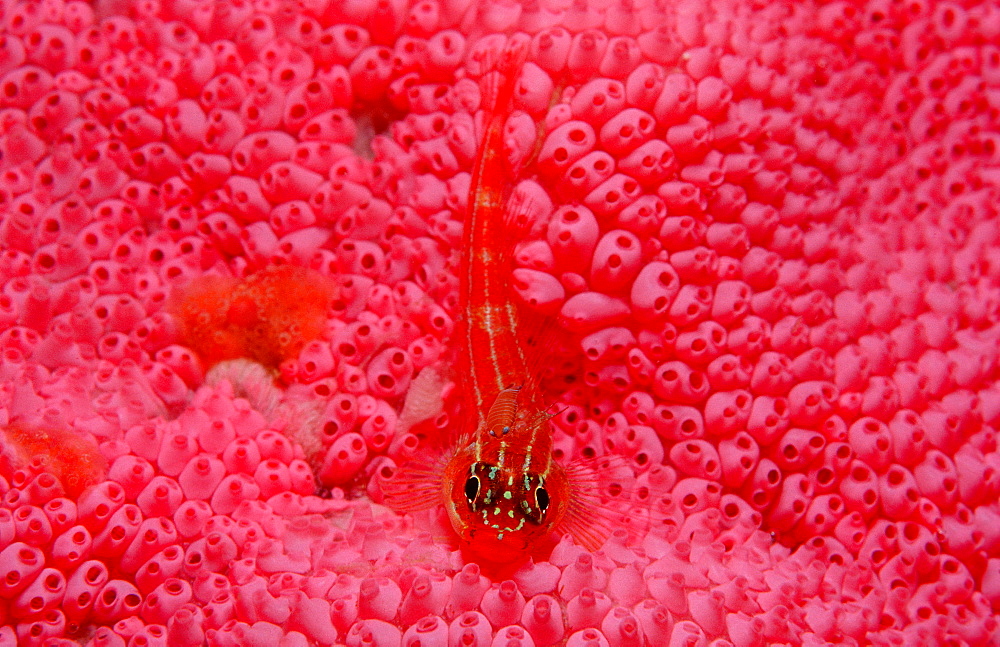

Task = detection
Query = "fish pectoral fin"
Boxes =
[556,455,637,552]
[381,452,451,513]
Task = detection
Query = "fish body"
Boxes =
[386,40,615,565]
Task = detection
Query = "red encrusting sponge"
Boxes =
[168,265,336,373]
[0,423,106,499]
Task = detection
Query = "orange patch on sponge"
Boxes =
[0,424,107,498]
[170,265,336,372]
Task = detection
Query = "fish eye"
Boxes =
[465,475,480,503]
[535,486,549,512]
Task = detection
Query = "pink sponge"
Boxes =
[1,0,999,645]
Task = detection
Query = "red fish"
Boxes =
[385,39,627,567]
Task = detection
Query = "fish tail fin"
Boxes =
[472,35,531,191]
[476,34,530,116]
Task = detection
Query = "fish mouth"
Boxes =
[462,527,531,562]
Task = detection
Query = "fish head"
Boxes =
[444,444,569,562]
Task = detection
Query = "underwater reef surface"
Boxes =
[0,0,999,644]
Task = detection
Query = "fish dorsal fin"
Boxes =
[500,188,573,409]
[501,180,539,242]
[383,365,462,514]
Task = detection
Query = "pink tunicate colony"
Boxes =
[0,0,999,644]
